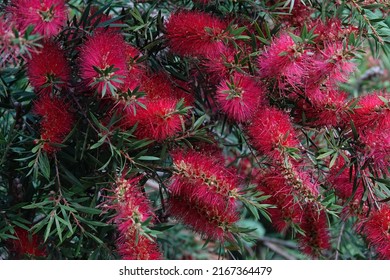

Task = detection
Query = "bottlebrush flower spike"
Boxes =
[33,95,74,153]
[216,73,265,122]
[126,98,183,142]
[8,0,67,37]
[359,206,390,259]
[118,45,144,94]
[298,203,330,257]
[27,41,70,95]
[111,176,161,260]
[296,89,349,127]
[1,16,17,66]
[327,157,367,217]
[248,107,299,156]
[165,11,227,58]
[258,33,306,88]
[168,148,240,240]
[310,18,359,44]
[79,32,127,97]
[257,172,302,232]
[350,93,390,132]
[8,227,46,258]
[202,48,236,82]
[141,72,175,100]
[305,43,355,88]
[360,127,390,168]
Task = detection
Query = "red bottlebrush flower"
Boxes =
[248,107,299,156]
[1,15,17,66]
[8,227,46,258]
[140,73,194,106]
[171,78,195,107]
[216,73,265,122]
[168,148,240,240]
[310,18,359,45]
[34,95,74,153]
[328,157,364,202]
[118,45,144,94]
[257,172,302,232]
[296,89,349,127]
[27,41,70,94]
[9,0,67,37]
[327,156,369,217]
[165,11,227,58]
[258,33,306,88]
[305,43,355,88]
[111,176,161,260]
[298,203,330,257]
[350,93,390,132]
[126,98,183,142]
[360,127,390,168]
[359,206,390,259]
[79,32,127,96]
[202,48,236,82]
[140,72,175,100]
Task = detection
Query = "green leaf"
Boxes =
[316,150,334,160]
[44,214,54,242]
[138,156,160,161]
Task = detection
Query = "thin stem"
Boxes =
[349,0,384,45]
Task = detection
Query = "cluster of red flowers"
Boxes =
[109,176,161,260]
[168,148,240,241]
[7,227,46,259]
[33,95,74,153]
[1,0,67,66]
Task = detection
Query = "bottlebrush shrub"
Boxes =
[2,0,390,261]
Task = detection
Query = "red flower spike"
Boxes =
[296,89,349,127]
[298,203,330,257]
[27,41,71,95]
[168,149,240,240]
[127,98,183,142]
[34,95,74,153]
[258,33,306,88]
[8,227,46,258]
[359,206,390,259]
[305,43,355,88]
[9,0,67,37]
[169,196,239,241]
[257,172,303,232]
[350,93,390,132]
[327,156,368,217]
[216,73,266,122]
[140,73,175,100]
[79,33,127,96]
[310,18,359,44]
[118,44,143,92]
[111,176,161,260]
[360,127,390,168]
[165,11,227,58]
[1,16,20,66]
[203,48,236,82]
[248,107,299,156]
